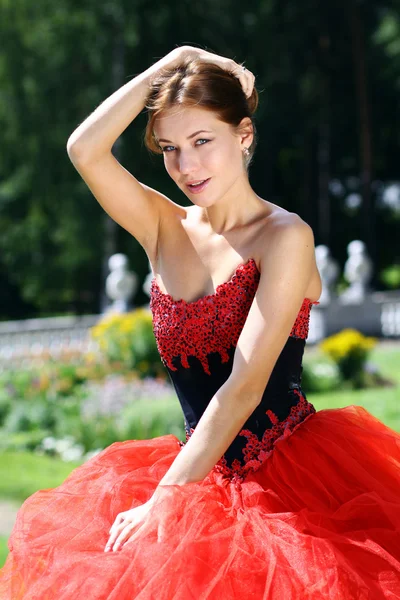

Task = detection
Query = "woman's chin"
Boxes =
[188,195,218,207]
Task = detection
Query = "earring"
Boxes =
[243,147,250,156]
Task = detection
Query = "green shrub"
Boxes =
[118,397,184,441]
[380,264,400,289]
[0,391,12,425]
[0,365,182,458]
[3,400,59,433]
[301,361,342,393]
[319,329,378,388]
[90,308,165,378]
[0,430,51,452]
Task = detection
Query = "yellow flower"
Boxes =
[75,367,88,379]
[84,352,97,364]
[119,320,134,333]
[55,378,73,393]
[39,374,50,391]
[89,308,154,370]
[319,328,377,361]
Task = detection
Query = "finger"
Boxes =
[112,523,137,552]
[105,521,127,552]
[242,67,255,93]
[105,525,126,552]
[239,65,251,95]
[109,511,128,536]
[123,524,143,547]
[123,517,152,548]
[231,63,252,97]
[244,70,255,97]
[233,66,248,94]
[108,513,125,534]
[107,522,124,548]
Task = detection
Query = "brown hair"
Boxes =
[143,55,259,171]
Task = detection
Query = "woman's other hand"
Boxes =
[104,498,155,552]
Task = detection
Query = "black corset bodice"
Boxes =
[149,258,319,483]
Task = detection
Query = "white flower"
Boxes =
[312,363,338,377]
[41,436,57,451]
[54,436,76,454]
[60,444,85,462]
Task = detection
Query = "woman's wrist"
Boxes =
[145,46,196,85]
[149,484,176,505]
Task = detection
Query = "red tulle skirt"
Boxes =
[1,404,400,600]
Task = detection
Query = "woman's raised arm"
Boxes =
[66,47,190,257]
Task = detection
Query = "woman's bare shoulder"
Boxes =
[262,204,312,234]
[256,206,321,301]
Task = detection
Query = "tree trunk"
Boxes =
[100,8,125,313]
[349,0,375,266]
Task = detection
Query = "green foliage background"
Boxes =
[0,0,399,318]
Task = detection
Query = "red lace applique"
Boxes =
[290,297,319,339]
[150,258,319,375]
[178,390,315,483]
[212,390,316,482]
[150,259,260,375]
[185,427,195,442]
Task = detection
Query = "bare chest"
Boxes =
[151,213,265,304]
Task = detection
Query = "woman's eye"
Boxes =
[161,139,211,153]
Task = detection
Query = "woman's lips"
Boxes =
[185,178,211,194]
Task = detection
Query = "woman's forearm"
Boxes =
[155,377,261,488]
[66,47,187,163]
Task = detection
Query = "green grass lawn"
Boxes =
[310,385,400,430]
[0,536,9,568]
[304,343,400,431]
[0,451,83,504]
[305,344,400,432]
[369,345,400,386]
[0,453,84,568]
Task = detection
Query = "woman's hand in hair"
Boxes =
[164,45,256,98]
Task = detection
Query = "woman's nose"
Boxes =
[178,151,200,173]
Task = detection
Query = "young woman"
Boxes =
[1,45,400,599]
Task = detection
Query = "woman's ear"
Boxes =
[238,117,254,150]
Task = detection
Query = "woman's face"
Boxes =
[153,106,250,206]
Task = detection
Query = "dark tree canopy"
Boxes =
[0,0,399,318]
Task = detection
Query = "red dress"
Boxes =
[1,258,400,599]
